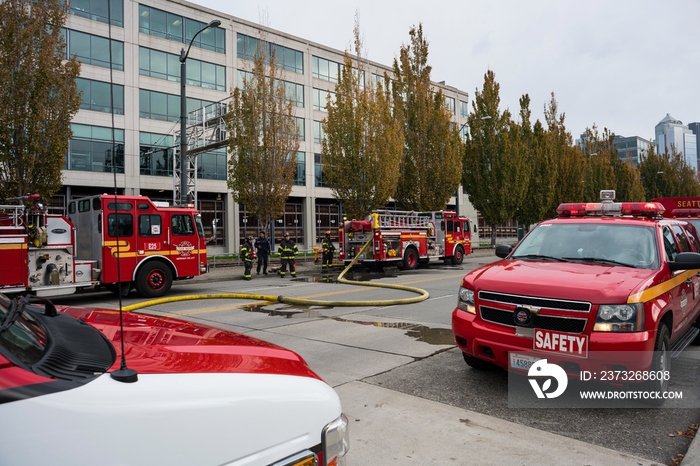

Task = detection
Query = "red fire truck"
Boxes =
[652,197,700,232]
[0,194,207,298]
[338,210,472,269]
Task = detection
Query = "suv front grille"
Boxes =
[480,306,588,334]
[479,291,591,312]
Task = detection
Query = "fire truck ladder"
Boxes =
[373,210,431,229]
[0,204,25,230]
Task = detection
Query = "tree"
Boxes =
[580,125,644,202]
[226,36,299,235]
[391,24,461,211]
[322,17,404,220]
[462,70,531,246]
[0,0,81,202]
[514,94,554,229]
[639,144,700,198]
[544,93,585,213]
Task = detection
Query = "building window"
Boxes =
[68,0,123,27]
[197,148,227,181]
[198,199,225,246]
[312,56,341,83]
[139,89,179,122]
[460,100,469,119]
[314,153,326,187]
[295,117,305,141]
[315,203,339,242]
[139,47,226,91]
[313,120,325,144]
[139,89,213,123]
[313,88,336,112]
[238,71,304,108]
[69,123,124,173]
[76,78,124,114]
[140,132,174,176]
[372,73,390,91]
[444,96,456,115]
[294,151,306,186]
[63,29,123,71]
[237,33,303,74]
[138,5,225,54]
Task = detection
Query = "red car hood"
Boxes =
[60,306,321,379]
[465,259,659,303]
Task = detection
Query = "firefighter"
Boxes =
[241,236,255,280]
[278,232,298,278]
[321,230,335,270]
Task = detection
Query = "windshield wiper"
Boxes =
[512,254,568,262]
[563,257,635,267]
[0,297,25,335]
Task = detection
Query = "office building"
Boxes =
[612,135,652,166]
[655,113,698,171]
[60,0,473,254]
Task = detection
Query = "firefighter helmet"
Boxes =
[284,232,290,237]
[247,236,253,241]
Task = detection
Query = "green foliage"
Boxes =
[226,38,299,233]
[462,70,530,246]
[514,95,555,228]
[639,144,700,198]
[0,0,81,202]
[322,18,404,220]
[581,125,644,202]
[392,24,462,211]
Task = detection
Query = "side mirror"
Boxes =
[495,244,512,258]
[668,252,700,271]
[473,224,478,233]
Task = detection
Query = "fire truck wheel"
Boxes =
[462,352,492,370]
[451,246,465,265]
[402,247,418,270]
[136,261,173,298]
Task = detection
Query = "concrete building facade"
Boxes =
[59,0,476,255]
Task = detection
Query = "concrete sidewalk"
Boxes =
[338,381,659,465]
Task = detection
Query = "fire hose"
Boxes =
[121,236,429,312]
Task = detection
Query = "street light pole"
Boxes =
[179,19,221,206]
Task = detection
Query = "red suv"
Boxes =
[452,191,700,397]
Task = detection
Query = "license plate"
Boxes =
[533,328,588,359]
[509,353,540,370]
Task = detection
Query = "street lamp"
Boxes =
[179,19,221,206]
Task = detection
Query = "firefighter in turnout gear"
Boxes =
[278,232,298,277]
[321,231,335,270]
[241,236,255,280]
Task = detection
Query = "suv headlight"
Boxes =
[322,413,349,466]
[457,287,476,314]
[593,303,644,332]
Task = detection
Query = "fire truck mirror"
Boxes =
[474,224,478,233]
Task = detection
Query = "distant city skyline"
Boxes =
[192,0,700,140]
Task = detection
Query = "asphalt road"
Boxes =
[53,253,700,465]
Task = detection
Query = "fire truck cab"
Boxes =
[338,209,472,269]
[0,194,207,298]
[653,197,700,233]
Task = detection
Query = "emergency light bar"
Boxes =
[556,202,665,217]
[670,208,700,217]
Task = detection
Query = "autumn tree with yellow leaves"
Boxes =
[322,17,404,220]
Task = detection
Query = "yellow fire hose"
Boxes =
[122,236,429,312]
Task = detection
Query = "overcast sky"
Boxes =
[192,0,699,141]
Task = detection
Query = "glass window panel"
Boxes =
[92,126,113,141]
[71,123,91,139]
[216,65,225,90]
[139,47,149,74]
[92,0,108,20]
[150,92,167,119]
[150,8,167,38]
[90,81,111,111]
[167,94,180,121]
[70,30,91,61]
[167,53,180,82]
[201,61,215,88]
[150,50,167,78]
[71,0,90,15]
[186,59,200,85]
[167,13,183,42]
[139,5,150,30]
[111,41,123,70]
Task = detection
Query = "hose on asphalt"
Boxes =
[122,236,429,312]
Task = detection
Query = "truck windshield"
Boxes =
[511,223,659,269]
